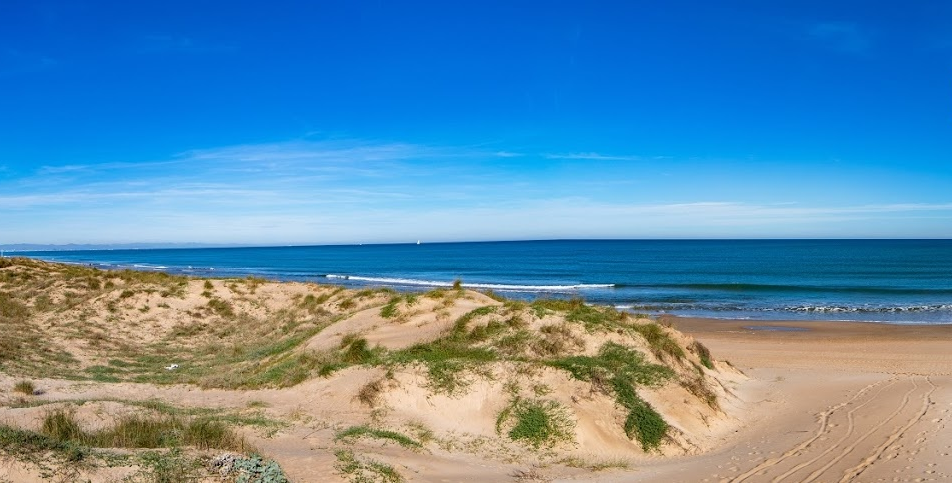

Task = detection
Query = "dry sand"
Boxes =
[618,317,952,483]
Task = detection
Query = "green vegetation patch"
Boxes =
[335,425,422,449]
[379,296,401,319]
[548,342,672,451]
[335,448,403,483]
[630,322,685,360]
[0,423,90,466]
[13,380,36,395]
[224,453,290,483]
[496,397,575,448]
[40,408,251,452]
[389,339,496,395]
[690,340,714,369]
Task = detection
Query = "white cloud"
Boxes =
[808,22,870,54]
[7,137,952,244]
[543,152,645,161]
[493,151,524,158]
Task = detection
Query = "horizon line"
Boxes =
[4,237,952,253]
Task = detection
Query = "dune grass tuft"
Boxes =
[690,340,714,369]
[549,342,672,450]
[335,448,404,483]
[39,408,251,452]
[13,380,35,395]
[335,425,422,449]
[496,397,575,448]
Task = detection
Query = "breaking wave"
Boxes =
[325,274,613,292]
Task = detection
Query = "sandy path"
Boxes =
[613,318,952,483]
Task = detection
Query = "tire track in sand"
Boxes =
[799,377,920,483]
[770,378,898,482]
[726,377,893,483]
[838,376,937,483]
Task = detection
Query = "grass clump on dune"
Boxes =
[377,306,500,394]
[40,408,251,452]
[0,423,89,465]
[690,340,715,369]
[548,342,673,451]
[630,322,685,361]
[3,408,287,482]
[13,380,36,395]
[335,448,403,483]
[496,397,575,449]
[389,339,496,394]
[335,425,422,449]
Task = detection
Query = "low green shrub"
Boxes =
[496,397,575,448]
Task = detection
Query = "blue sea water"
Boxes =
[17,239,952,324]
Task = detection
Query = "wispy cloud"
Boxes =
[808,22,870,54]
[493,151,524,158]
[10,139,519,213]
[0,49,57,78]
[543,152,646,161]
[179,140,431,164]
[7,137,952,244]
[134,35,234,54]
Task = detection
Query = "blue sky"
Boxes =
[1,1,950,244]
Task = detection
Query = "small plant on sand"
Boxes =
[0,423,89,465]
[335,425,422,449]
[226,453,290,483]
[13,380,35,395]
[631,322,685,360]
[335,449,403,483]
[624,399,668,450]
[689,340,714,369]
[496,397,575,449]
[207,298,235,318]
[357,379,384,407]
[380,296,400,319]
[681,376,719,409]
[135,448,202,483]
[41,409,86,443]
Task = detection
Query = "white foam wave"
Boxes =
[324,274,613,291]
[783,304,952,313]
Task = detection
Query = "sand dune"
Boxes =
[0,258,740,482]
[1,258,949,482]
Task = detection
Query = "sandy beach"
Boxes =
[625,317,952,482]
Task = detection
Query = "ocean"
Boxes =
[18,239,952,324]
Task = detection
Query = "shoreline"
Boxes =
[661,315,952,375]
[660,314,952,337]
